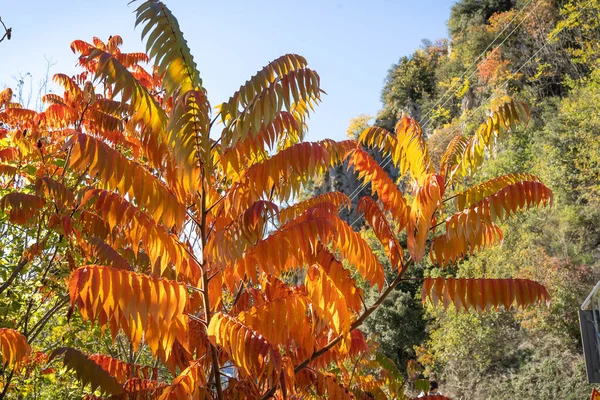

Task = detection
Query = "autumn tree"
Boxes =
[0,1,554,399]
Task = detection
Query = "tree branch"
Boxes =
[199,174,224,400]
[0,17,11,44]
[19,243,61,335]
[0,258,29,296]
[0,368,14,400]
[27,295,69,343]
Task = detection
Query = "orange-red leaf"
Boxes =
[430,223,503,266]
[68,265,191,360]
[88,354,157,384]
[358,126,396,156]
[313,247,363,313]
[226,209,335,288]
[49,347,124,395]
[358,196,404,269]
[220,54,308,129]
[219,111,304,179]
[454,173,543,211]
[35,176,74,208]
[67,133,185,228]
[443,180,552,243]
[220,65,321,151]
[237,289,314,360]
[166,88,210,193]
[314,371,355,399]
[306,264,355,335]
[279,191,351,225]
[0,88,12,107]
[0,192,45,225]
[407,174,444,262]
[393,116,433,183]
[0,328,31,371]
[81,237,131,271]
[207,313,281,386]
[207,200,278,268]
[81,48,167,136]
[439,133,469,182]
[224,141,351,219]
[0,147,18,163]
[124,378,167,399]
[421,277,550,312]
[158,360,210,400]
[330,214,385,290]
[457,99,529,178]
[80,189,201,282]
[346,148,410,230]
[358,116,433,183]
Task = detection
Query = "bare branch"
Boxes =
[0,17,12,44]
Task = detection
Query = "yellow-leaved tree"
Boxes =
[0,1,552,399]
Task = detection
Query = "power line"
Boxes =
[343,0,538,205]
[423,0,594,157]
[345,0,594,229]
[419,0,535,129]
[419,0,542,130]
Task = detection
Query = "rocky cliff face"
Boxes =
[314,148,400,228]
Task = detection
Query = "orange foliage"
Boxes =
[477,48,511,85]
[68,266,193,360]
[0,1,554,398]
[0,328,31,371]
[422,277,550,312]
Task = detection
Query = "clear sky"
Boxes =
[0,0,454,142]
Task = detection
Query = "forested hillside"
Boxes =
[320,0,600,398]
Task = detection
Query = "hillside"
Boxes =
[317,0,600,398]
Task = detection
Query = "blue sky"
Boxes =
[0,0,454,141]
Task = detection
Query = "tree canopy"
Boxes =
[1,0,597,399]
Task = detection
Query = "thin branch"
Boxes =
[443,193,459,203]
[209,112,222,131]
[19,242,61,335]
[0,258,28,296]
[0,17,12,44]
[0,368,15,400]
[398,277,425,282]
[348,353,365,388]
[430,219,446,231]
[206,268,221,282]
[227,280,246,313]
[186,313,207,327]
[205,194,225,214]
[27,295,69,343]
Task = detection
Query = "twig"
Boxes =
[0,258,28,296]
[27,295,69,343]
[0,368,15,400]
[0,17,12,44]
[348,353,365,388]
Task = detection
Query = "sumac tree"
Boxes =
[0,1,552,399]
